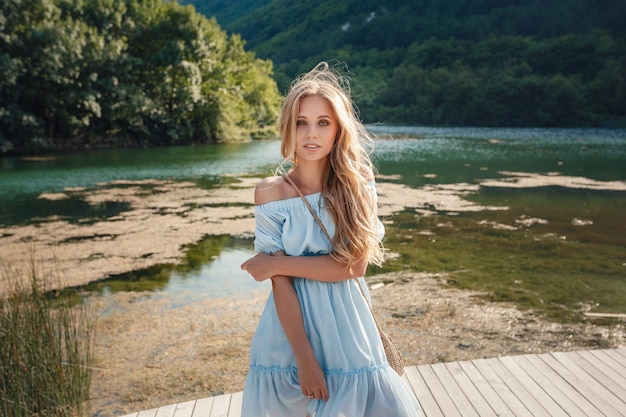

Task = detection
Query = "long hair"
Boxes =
[277,62,384,269]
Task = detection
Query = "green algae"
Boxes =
[377,187,626,324]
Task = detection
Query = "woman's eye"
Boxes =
[296,120,306,126]
[319,120,329,126]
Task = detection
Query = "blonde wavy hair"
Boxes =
[277,62,384,269]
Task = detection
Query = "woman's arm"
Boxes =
[243,177,330,400]
[270,273,329,401]
[241,252,367,283]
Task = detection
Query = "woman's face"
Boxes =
[295,95,338,164]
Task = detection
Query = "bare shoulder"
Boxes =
[254,176,293,205]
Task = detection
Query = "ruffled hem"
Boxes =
[242,363,420,417]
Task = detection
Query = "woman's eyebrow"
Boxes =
[297,114,332,119]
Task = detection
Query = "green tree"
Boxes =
[1,0,281,154]
[193,0,626,128]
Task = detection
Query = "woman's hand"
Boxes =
[241,251,284,281]
[297,356,329,402]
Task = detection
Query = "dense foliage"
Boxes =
[0,0,282,154]
[189,0,626,127]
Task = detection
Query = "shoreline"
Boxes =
[87,271,623,417]
[0,175,502,295]
[0,175,623,416]
[2,173,625,295]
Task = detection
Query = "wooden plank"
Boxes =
[430,362,480,417]
[120,349,626,417]
[529,353,605,416]
[154,404,177,417]
[593,349,626,375]
[401,370,427,417]
[614,348,626,360]
[403,366,445,417]
[457,360,514,417]
[227,391,243,417]
[485,356,552,417]
[209,394,231,417]
[443,361,497,417]
[583,312,626,319]
[561,351,626,406]
[400,368,426,417]
[540,352,625,417]
[191,397,214,416]
[172,400,195,417]
[513,354,588,417]
[472,358,534,417]
[418,364,463,417]
[579,350,626,388]
[498,356,569,417]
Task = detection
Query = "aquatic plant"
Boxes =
[0,259,97,417]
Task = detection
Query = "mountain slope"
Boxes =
[181,0,270,27]
[185,0,626,127]
[190,0,624,60]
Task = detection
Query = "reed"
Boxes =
[0,259,97,417]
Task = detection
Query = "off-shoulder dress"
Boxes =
[241,184,420,417]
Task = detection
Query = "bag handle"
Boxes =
[283,174,332,242]
[284,175,405,375]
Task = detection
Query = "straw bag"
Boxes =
[283,174,405,375]
[353,279,405,376]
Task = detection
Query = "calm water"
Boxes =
[1,127,625,317]
[370,126,626,184]
[0,141,281,225]
[2,127,624,216]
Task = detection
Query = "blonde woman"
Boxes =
[241,62,420,416]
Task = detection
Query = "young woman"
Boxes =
[240,62,420,416]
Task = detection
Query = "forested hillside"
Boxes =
[187,0,626,127]
[187,0,270,26]
[0,0,282,154]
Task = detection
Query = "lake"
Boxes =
[1,126,625,321]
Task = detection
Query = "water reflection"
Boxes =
[164,248,270,306]
[80,236,268,302]
[15,196,132,226]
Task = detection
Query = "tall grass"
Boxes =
[0,260,97,417]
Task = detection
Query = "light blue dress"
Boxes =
[241,184,420,417]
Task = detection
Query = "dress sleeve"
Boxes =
[253,205,285,254]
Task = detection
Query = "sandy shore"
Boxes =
[87,272,623,417]
[0,174,623,416]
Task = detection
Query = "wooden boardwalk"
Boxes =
[121,348,626,417]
